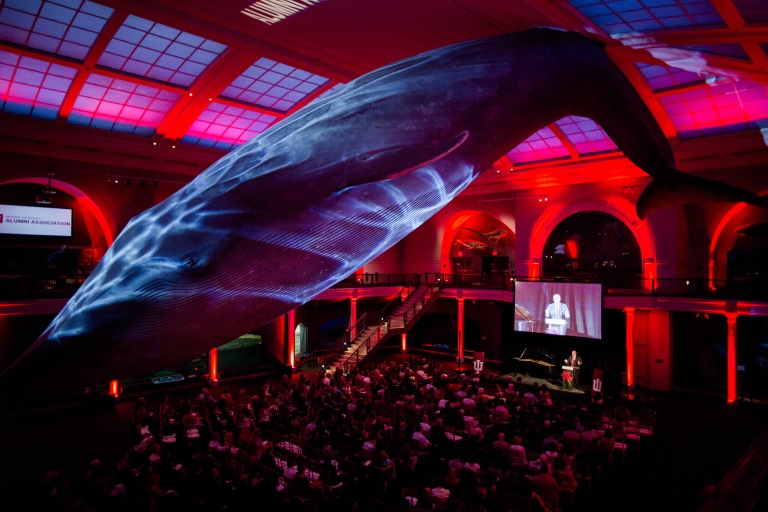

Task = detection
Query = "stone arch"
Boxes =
[529,196,657,281]
[708,189,768,281]
[1,177,117,250]
[439,210,482,272]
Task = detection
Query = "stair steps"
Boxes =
[327,284,438,375]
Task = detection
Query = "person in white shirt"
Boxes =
[463,414,484,441]
[523,389,539,406]
[412,427,431,449]
[509,436,527,466]
[362,438,377,461]
[419,415,431,434]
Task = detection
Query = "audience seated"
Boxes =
[36,355,656,511]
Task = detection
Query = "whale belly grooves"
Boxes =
[2,176,470,390]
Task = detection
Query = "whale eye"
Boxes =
[182,257,196,268]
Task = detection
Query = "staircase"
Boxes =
[328,279,441,375]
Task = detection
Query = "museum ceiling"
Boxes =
[1,0,768,188]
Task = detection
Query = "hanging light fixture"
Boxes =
[36,173,56,205]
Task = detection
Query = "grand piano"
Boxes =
[511,306,560,378]
[514,304,535,332]
[510,346,559,378]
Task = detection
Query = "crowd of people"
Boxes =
[39,356,655,511]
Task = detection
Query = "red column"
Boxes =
[623,307,635,390]
[350,298,357,339]
[457,298,465,363]
[401,333,407,354]
[285,310,295,368]
[726,312,738,405]
[208,348,219,386]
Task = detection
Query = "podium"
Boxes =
[562,365,574,391]
[545,318,566,335]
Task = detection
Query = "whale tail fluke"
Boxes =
[636,171,768,220]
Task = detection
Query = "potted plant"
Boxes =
[561,370,573,391]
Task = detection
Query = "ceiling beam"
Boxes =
[548,123,580,160]
[742,42,768,70]
[611,56,679,144]
[159,48,272,140]
[57,11,129,122]
[710,0,746,29]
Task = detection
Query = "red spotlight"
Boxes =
[109,379,119,398]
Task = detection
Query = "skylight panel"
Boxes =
[733,0,768,23]
[98,15,226,87]
[181,102,278,150]
[637,62,710,91]
[0,49,76,119]
[659,81,768,139]
[507,127,570,164]
[67,73,180,136]
[555,116,618,155]
[221,57,328,112]
[0,0,114,61]
[568,0,725,35]
[681,44,750,61]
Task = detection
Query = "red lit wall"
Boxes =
[631,309,672,391]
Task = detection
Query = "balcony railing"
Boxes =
[2,273,768,301]
[0,275,88,300]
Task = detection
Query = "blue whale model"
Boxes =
[4,29,766,392]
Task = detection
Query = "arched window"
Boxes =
[294,323,307,357]
[542,211,641,275]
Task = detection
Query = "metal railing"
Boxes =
[388,280,443,329]
[0,275,88,300]
[338,276,426,373]
[339,313,385,374]
[3,273,768,302]
[329,275,420,372]
[330,273,415,288]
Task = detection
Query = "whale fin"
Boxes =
[637,171,768,220]
[349,130,469,187]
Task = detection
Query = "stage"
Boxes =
[496,372,587,395]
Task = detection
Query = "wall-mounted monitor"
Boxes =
[514,280,602,339]
[0,204,72,237]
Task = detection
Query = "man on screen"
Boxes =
[544,293,570,335]
[564,350,583,387]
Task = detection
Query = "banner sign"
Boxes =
[0,204,72,237]
[473,352,484,372]
[591,368,604,399]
